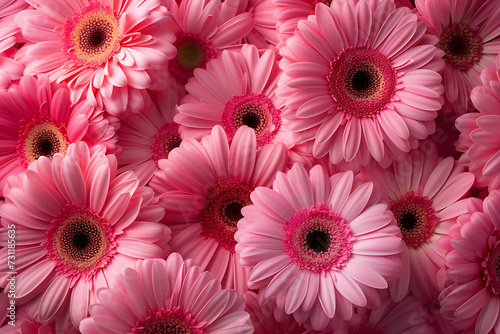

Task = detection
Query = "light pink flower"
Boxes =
[0,75,119,195]
[0,142,170,329]
[244,291,306,334]
[165,0,254,86]
[440,190,500,333]
[235,163,404,331]
[277,0,444,168]
[360,140,474,304]
[149,125,287,295]
[15,0,176,116]
[456,55,500,191]
[79,253,254,334]
[116,89,181,186]
[416,0,500,114]
[176,45,292,148]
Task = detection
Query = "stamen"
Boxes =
[132,306,202,334]
[439,23,482,71]
[483,230,500,296]
[150,122,182,164]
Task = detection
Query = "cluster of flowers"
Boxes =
[1,0,500,332]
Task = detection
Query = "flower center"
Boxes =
[63,2,120,68]
[169,32,216,83]
[44,205,116,280]
[439,23,482,71]
[483,230,500,296]
[327,47,396,117]
[349,324,387,334]
[222,93,281,148]
[283,203,352,272]
[150,122,182,164]
[390,192,438,247]
[17,116,69,166]
[200,179,254,251]
[132,307,202,334]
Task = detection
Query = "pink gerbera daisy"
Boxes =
[0,75,119,195]
[14,0,176,116]
[0,142,170,329]
[456,55,500,191]
[416,0,500,114]
[176,44,291,148]
[277,0,444,168]
[165,0,254,86]
[79,253,254,334]
[360,140,474,304]
[440,190,500,333]
[149,125,287,295]
[116,89,181,186]
[235,163,404,331]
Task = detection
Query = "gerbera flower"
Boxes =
[165,0,254,86]
[348,293,432,334]
[277,0,444,168]
[456,55,500,191]
[116,89,181,186]
[440,190,500,333]
[149,125,287,295]
[235,163,404,331]
[244,291,306,334]
[0,75,119,195]
[14,0,176,116]
[415,0,500,114]
[176,44,291,148]
[79,253,253,333]
[0,142,170,329]
[360,140,474,304]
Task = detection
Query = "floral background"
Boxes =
[0,0,499,333]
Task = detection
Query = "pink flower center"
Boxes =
[169,32,216,83]
[132,306,203,334]
[150,122,182,164]
[349,323,387,334]
[390,192,438,247]
[327,47,396,117]
[483,230,500,296]
[283,203,352,272]
[17,116,69,166]
[222,93,281,148]
[62,2,121,68]
[44,204,116,281]
[200,179,254,251]
[439,23,482,71]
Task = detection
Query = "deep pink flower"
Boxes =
[360,140,474,304]
[456,55,500,191]
[150,125,287,295]
[79,253,253,334]
[277,0,444,168]
[176,45,292,148]
[0,142,170,329]
[165,0,254,86]
[15,0,176,116]
[416,0,500,114]
[235,164,404,331]
[0,75,119,195]
[440,190,500,333]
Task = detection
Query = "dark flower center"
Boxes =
[439,23,482,71]
[150,122,182,164]
[305,229,331,253]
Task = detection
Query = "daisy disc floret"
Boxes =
[0,142,170,329]
[149,125,287,294]
[15,0,176,116]
[277,0,444,168]
[79,253,254,334]
[235,164,404,331]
